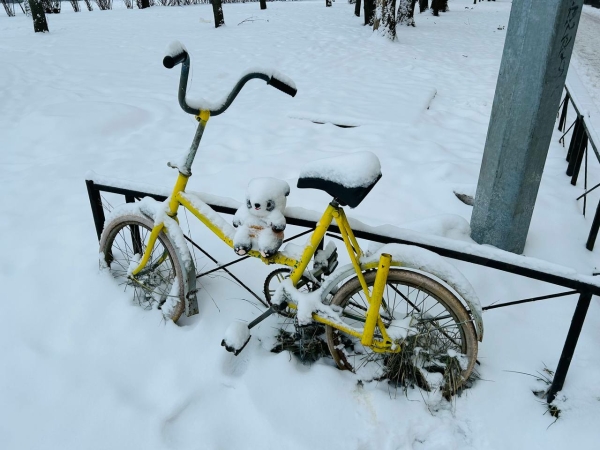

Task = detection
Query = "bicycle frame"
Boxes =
[107,48,484,374]
[127,86,398,349]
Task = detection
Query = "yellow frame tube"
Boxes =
[168,174,190,216]
[338,209,362,258]
[335,213,370,297]
[131,223,164,276]
[288,204,336,285]
[177,193,234,247]
[311,313,396,351]
[177,192,299,267]
[361,253,391,346]
[312,314,363,340]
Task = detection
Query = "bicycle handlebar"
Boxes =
[163,42,297,117]
[163,51,188,69]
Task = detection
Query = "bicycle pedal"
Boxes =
[221,321,251,356]
[271,301,289,312]
[221,337,251,356]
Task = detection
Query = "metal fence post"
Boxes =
[558,92,570,132]
[546,291,593,403]
[570,134,589,186]
[566,117,587,180]
[125,194,142,254]
[566,116,584,164]
[586,201,600,250]
[86,180,106,241]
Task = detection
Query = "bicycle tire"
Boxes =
[99,214,186,323]
[325,269,478,392]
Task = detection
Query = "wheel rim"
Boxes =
[104,220,179,313]
[328,270,474,389]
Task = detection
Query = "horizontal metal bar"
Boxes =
[559,119,576,144]
[90,182,600,296]
[423,290,580,323]
[481,290,578,311]
[576,180,600,200]
[91,183,168,203]
[343,227,600,296]
[182,234,269,308]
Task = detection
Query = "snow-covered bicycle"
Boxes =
[99,42,483,392]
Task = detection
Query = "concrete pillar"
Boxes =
[471,0,584,254]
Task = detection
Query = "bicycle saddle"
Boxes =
[297,151,382,208]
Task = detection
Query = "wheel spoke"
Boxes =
[101,218,183,321]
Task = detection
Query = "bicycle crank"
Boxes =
[221,304,286,355]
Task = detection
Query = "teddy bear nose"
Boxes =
[254,203,261,209]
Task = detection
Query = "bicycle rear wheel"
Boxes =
[99,214,186,322]
[325,269,477,393]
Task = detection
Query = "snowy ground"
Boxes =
[2,2,600,449]
[574,6,600,106]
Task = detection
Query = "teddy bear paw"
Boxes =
[234,244,251,256]
[260,248,278,258]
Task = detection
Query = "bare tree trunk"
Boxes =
[83,0,93,10]
[396,0,416,26]
[364,0,375,25]
[374,0,396,39]
[141,0,150,8]
[260,0,266,9]
[2,0,16,16]
[211,0,224,28]
[419,0,427,12]
[355,0,361,16]
[19,0,32,16]
[431,0,447,15]
[43,0,61,13]
[69,0,81,11]
[29,0,49,32]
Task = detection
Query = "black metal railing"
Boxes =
[87,174,599,404]
[557,85,600,249]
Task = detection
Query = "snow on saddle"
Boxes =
[297,151,382,208]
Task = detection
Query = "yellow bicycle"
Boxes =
[99,42,483,391]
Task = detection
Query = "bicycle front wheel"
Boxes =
[99,214,186,322]
[325,269,477,393]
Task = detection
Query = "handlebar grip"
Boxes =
[163,51,189,69]
[268,76,297,98]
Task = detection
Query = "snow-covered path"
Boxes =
[2,2,600,450]
[574,7,600,106]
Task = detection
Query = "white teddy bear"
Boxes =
[233,178,290,257]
